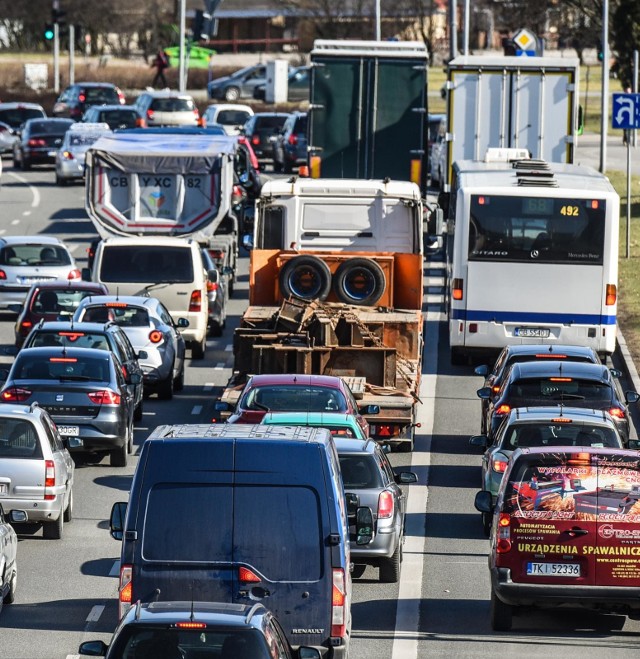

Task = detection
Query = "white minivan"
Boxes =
[86,236,210,359]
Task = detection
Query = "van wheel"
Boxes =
[63,489,73,523]
[43,513,63,540]
[490,589,513,631]
[158,375,174,400]
[379,541,402,583]
[481,512,491,537]
[4,570,16,604]
[351,564,367,579]
[110,441,128,468]
[279,255,332,302]
[173,367,184,392]
[332,258,386,306]
[191,337,206,360]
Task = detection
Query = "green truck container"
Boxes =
[308,39,429,192]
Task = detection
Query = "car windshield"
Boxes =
[67,133,104,147]
[14,355,109,382]
[501,423,621,450]
[0,107,44,127]
[0,244,71,267]
[99,245,194,284]
[255,116,288,130]
[110,626,271,659]
[98,110,139,128]
[0,419,42,459]
[339,455,383,488]
[242,385,348,412]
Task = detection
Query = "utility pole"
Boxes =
[449,0,458,61]
[52,0,60,93]
[69,24,75,86]
[599,0,609,173]
[179,0,186,92]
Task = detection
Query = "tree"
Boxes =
[611,0,640,89]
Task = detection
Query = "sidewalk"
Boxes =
[576,132,640,175]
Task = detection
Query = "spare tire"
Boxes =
[279,255,332,301]
[333,258,386,306]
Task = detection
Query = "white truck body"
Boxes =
[442,55,580,191]
[84,132,237,241]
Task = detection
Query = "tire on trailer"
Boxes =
[332,258,386,306]
[279,255,332,301]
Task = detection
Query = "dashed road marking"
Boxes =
[191,405,202,415]
[10,219,19,225]
[86,605,105,623]
[215,363,225,370]
[22,210,31,216]
[109,560,120,577]
[225,344,233,351]
[203,382,214,391]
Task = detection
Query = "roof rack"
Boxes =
[516,177,559,187]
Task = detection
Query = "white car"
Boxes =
[55,122,111,185]
[133,90,200,127]
[0,236,81,310]
[202,104,254,135]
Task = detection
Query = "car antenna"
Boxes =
[190,581,195,622]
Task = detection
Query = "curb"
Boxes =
[615,328,640,441]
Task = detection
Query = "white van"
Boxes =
[87,236,209,358]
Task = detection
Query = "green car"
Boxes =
[260,411,367,439]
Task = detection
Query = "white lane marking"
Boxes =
[0,230,6,235]
[65,655,80,659]
[225,344,233,352]
[67,243,79,253]
[7,170,41,208]
[109,560,120,577]
[86,605,105,622]
[391,286,440,659]
[143,411,156,415]
[203,382,215,391]
[215,362,225,370]
[22,210,31,216]
[10,219,19,225]
[191,405,203,415]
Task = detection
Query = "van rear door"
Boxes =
[132,439,236,605]
[592,453,640,586]
[498,452,597,585]
[232,440,333,649]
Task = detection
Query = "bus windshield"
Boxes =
[468,195,606,265]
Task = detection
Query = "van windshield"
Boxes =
[99,246,194,283]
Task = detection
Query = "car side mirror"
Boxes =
[609,368,622,378]
[345,492,359,517]
[242,234,254,251]
[129,372,142,385]
[137,350,148,360]
[78,640,108,656]
[109,501,127,541]
[81,267,91,281]
[626,391,640,404]
[469,434,489,449]
[360,404,380,415]
[477,387,492,400]
[474,365,489,377]
[629,439,640,450]
[355,506,374,545]
[215,401,232,413]
[474,490,493,514]
[8,510,27,524]
[177,317,190,328]
[394,471,418,485]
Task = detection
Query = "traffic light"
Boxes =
[52,7,66,25]
[44,23,54,41]
[596,38,604,62]
[192,10,206,40]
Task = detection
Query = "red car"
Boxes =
[216,373,378,435]
[14,281,108,348]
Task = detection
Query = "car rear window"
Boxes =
[29,120,72,134]
[255,116,288,130]
[27,331,111,351]
[83,305,150,327]
[0,107,45,127]
[150,98,195,112]
[216,109,252,125]
[0,419,42,459]
[68,133,104,147]
[502,423,621,450]
[83,87,119,104]
[99,246,194,284]
[339,455,383,488]
[0,244,71,267]
[293,115,307,133]
[241,385,347,413]
[99,110,139,128]
[509,377,613,403]
[14,355,109,382]
[32,288,99,314]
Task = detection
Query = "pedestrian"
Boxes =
[151,48,169,88]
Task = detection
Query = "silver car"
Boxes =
[73,295,187,400]
[0,504,26,611]
[0,102,46,154]
[201,249,228,337]
[0,403,74,540]
[55,122,111,185]
[0,237,81,310]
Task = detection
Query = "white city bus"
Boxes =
[445,153,620,365]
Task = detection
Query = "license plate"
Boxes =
[48,150,57,157]
[58,426,79,437]
[527,562,580,577]
[17,276,52,285]
[515,327,550,338]
[0,484,7,495]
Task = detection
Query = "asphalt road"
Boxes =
[0,163,640,658]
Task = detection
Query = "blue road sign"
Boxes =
[612,93,640,130]
[516,50,536,57]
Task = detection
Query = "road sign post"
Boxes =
[612,93,640,258]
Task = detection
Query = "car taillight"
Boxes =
[147,109,154,120]
[44,459,55,500]
[288,133,298,145]
[21,320,32,331]
[78,93,86,102]
[0,270,5,280]
[67,269,81,280]
[377,490,394,519]
[331,568,346,638]
[251,135,259,145]
[606,284,617,306]
[61,150,73,160]
[232,184,244,202]
[117,90,125,104]
[609,406,625,419]
[27,138,46,147]
[87,390,121,405]
[135,117,146,127]
[1,387,31,402]
[206,280,218,293]
[149,330,163,343]
[238,566,261,583]
[452,278,463,301]
[189,290,202,312]
[209,249,224,260]
[495,404,511,416]
[496,512,512,553]
[492,458,508,473]
[119,564,132,619]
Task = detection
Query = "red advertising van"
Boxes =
[475,446,640,631]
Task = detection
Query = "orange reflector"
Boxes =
[378,425,391,437]
[495,404,511,415]
[492,459,508,473]
[298,164,310,177]
[238,567,261,583]
[606,284,617,306]
[498,513,510,527]
[310,155,321,178]
[452,278,463,301]
[410,159,422,186]
[591,200,599,209]
[120,580,132,604]
[50,357,77,363]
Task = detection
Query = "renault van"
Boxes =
[86,237,210,359]
[475,446,640,631]
[110,424,375,658]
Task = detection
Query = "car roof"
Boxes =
[261,411,359,426]
[0,102,45,110]
[247,374,346,388]
[507,360,609,380]
[77,294,159,308]
[207,103,253,114]
[251,112,290,118]
[333,437,377,453]
[71,81,119,88]
[16,346,113,359]
[24,118,72,126]
[504,406,617,427]
[122,601,267,627]
[502,344,598,359]
[87,104,137,111]
[149,423,333,444]
[0,236,65,246]
[142,90,195,99]
[29,321,120,333]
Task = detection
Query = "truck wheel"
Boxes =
[379,541,402,583]
[490,589,513,631]
[332,258,386,306]
[279,255,332,301]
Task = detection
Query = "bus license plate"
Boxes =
[515,327,550,338]
[527,562,580,577]
[58,426,79,437]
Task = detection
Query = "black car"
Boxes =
[81,104,141,130]
[79,601,321,658]
[52,82,125,121]
[478,360,640,445]
[0,347,138,467]
[273,111,308,173]
[474,344,602,434]
[21,321,145,423]
[242,112,290,168]
[12,118,73,169]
